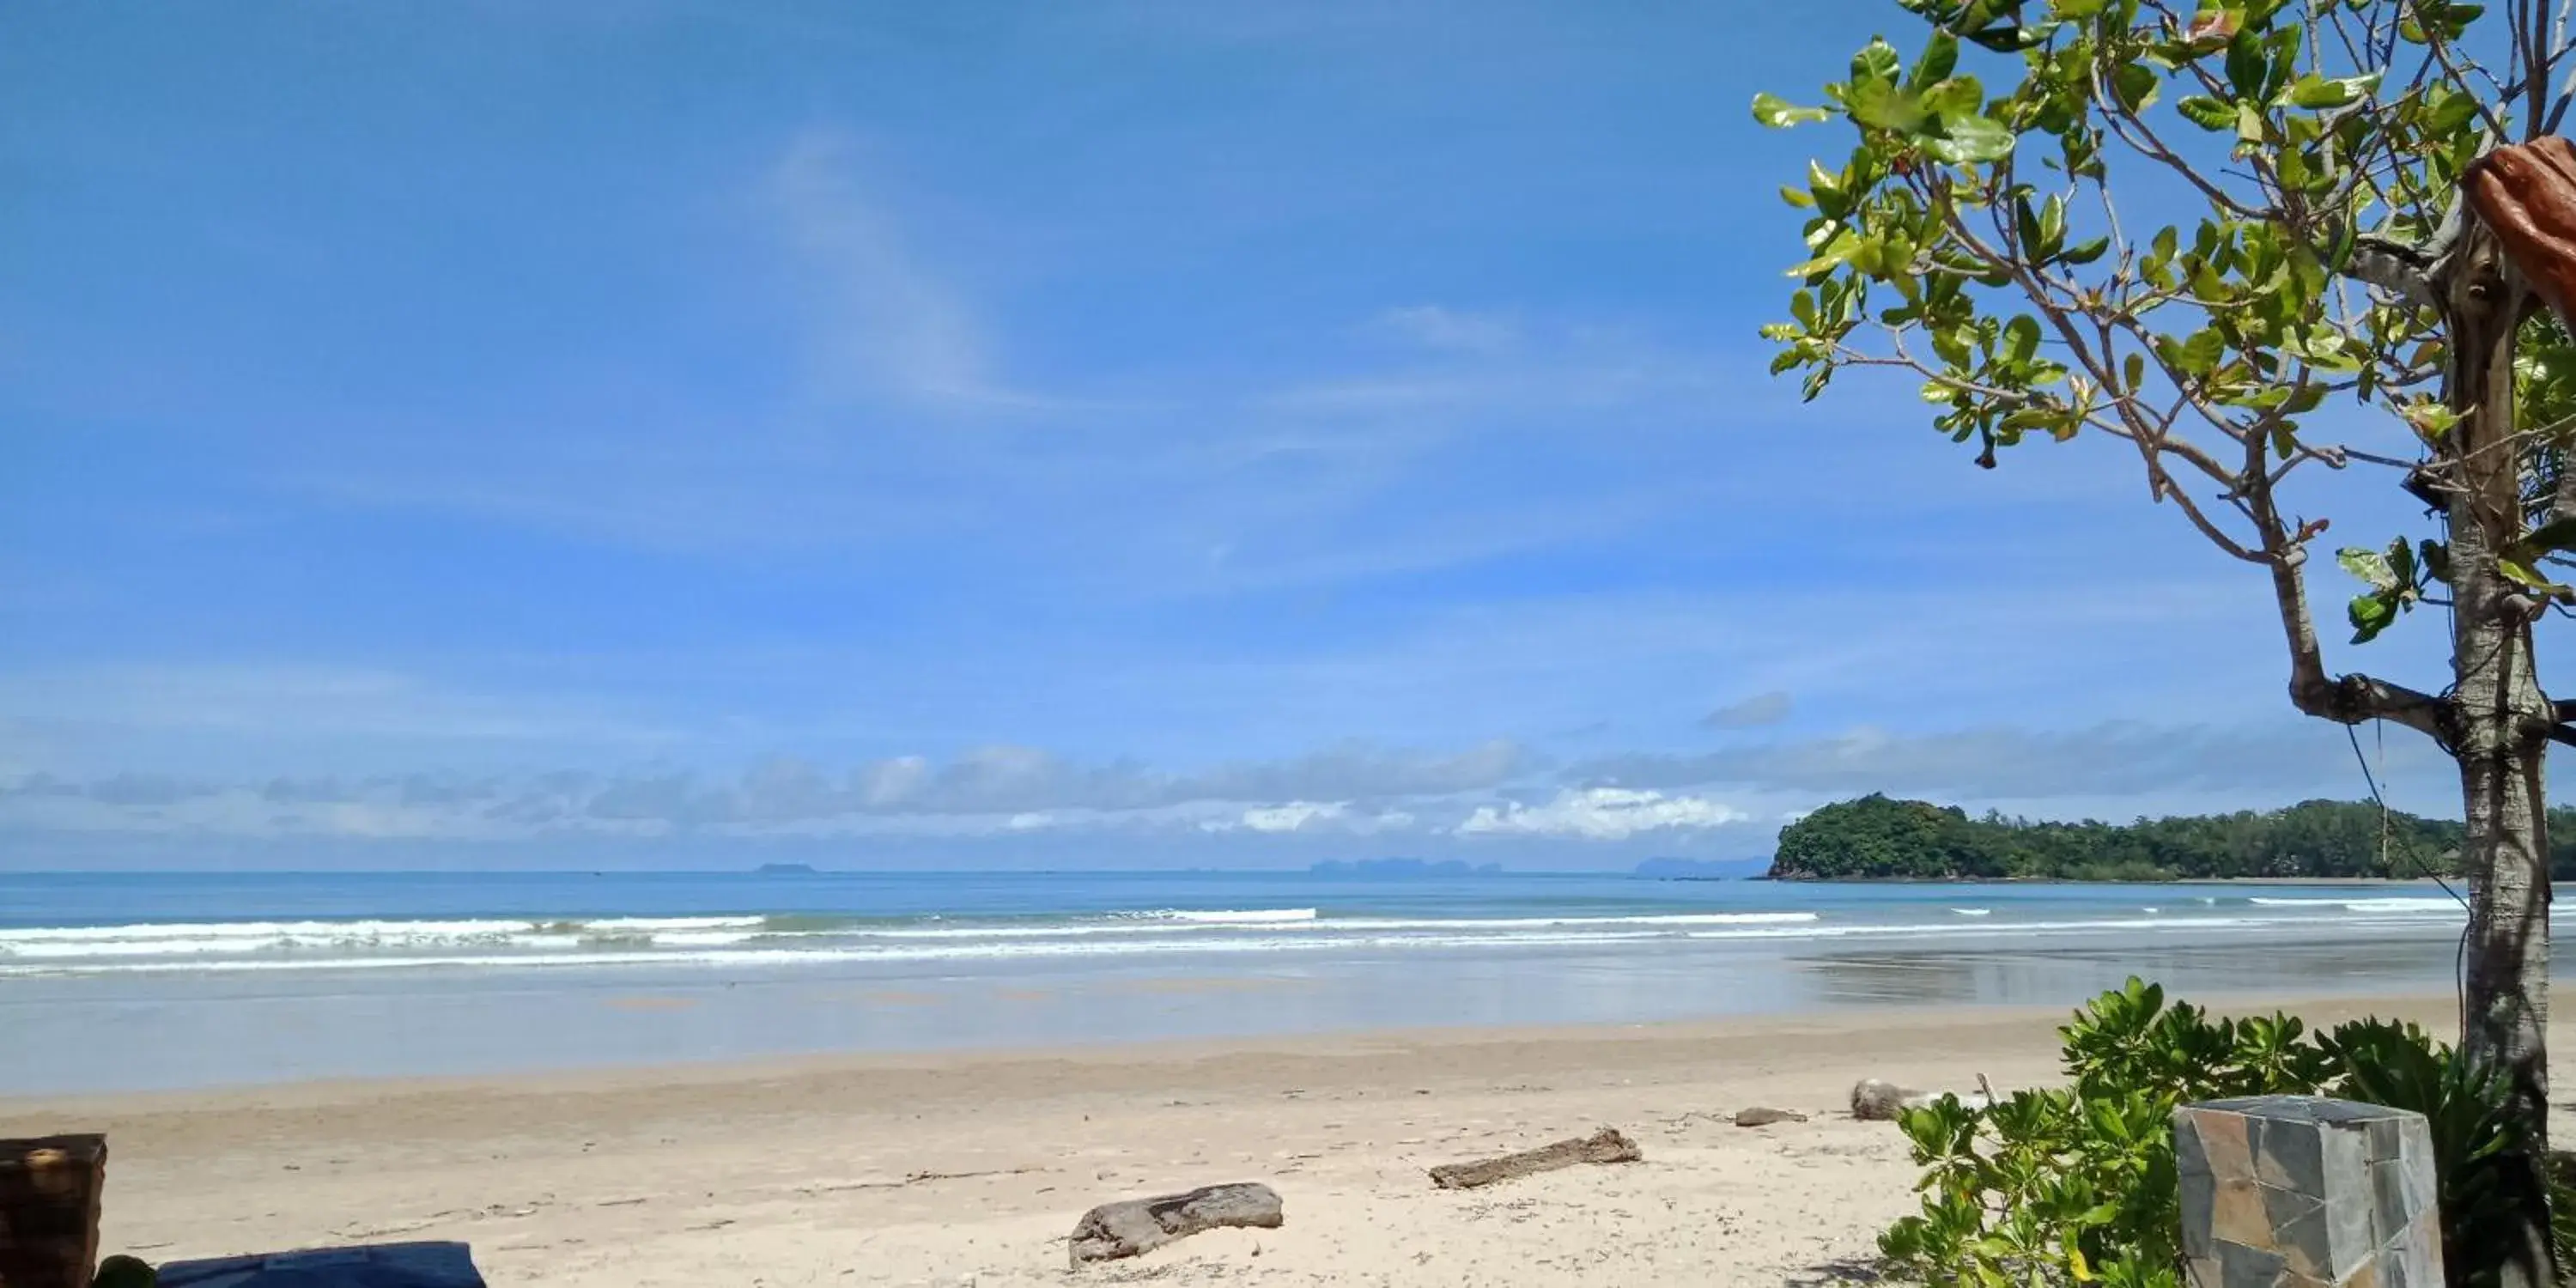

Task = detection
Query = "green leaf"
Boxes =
[2522,517,2576,557]
[2176,96,2234,131]
[2348,593,2397,642]
[1787,228,1859,277]
[1851,38,1902,85]
[2497,556,2574,598]
[2337,546,2398,592]
[1753,92,1832,127]
[1778,185,1814,209]
[2114,64,2160,112]
[2286,75,2355,110]
[1927,114,2015,164]
[2225,32,2266,99]
[1846,80,1930,132]
[2400,401,2461,440]
[2005,315,2043,365]
[1909,32,1959,88]
[2061,235,2110,265]
[2179,329,2224,374]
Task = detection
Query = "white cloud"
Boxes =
[1208,800,1345,833]
[1367,304,1519,354]
[1455,787,1748,840]
[0,741,1522,843]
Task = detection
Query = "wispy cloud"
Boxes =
[767,130,1035,412]
[1702,690,1792,730]
[1575,720,2426,805]
[0,664,666,750]
[0,739,1534,842]
[1366,304,1520,354]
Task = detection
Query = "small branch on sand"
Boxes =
[1426,1127,1642,1190]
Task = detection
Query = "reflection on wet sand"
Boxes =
[1793,936,2466,1008]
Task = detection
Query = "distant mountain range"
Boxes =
[1306,858,1503,878]
[1631,857,1768,880]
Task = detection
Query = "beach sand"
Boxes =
[0,992,2512,1286]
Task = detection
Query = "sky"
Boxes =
[0,1,2541,871]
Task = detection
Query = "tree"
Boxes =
[1755,2,2573,1278]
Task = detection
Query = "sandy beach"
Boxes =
[0,991,2507,1287]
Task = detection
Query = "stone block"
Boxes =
[2175,1097,2440,1288]
[0,1133,107,1288]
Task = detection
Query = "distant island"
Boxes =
[1763,793,2531,882]
[1631,857,1768,880]
[753,862,818,875]
[1308,858,1502,878]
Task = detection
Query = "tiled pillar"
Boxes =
[0,1134,107,1288]
[2173,1097,2440,1288]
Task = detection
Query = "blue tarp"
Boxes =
[155,1242,486,1288]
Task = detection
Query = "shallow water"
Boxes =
[0,870,2493,1093]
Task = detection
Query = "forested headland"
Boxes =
[1765,793,2576,882]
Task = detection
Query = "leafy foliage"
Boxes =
[1770,793,2576,881]
[1754,0,2505,568]
[1768,793,2468,879]
[1880,979,2557,1288]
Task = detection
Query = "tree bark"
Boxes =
[2442,216,2556,1288]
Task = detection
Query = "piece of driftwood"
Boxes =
[1067,1182,1283,1268]
[1850,1078,1931,1121]
[2464,137,2576,324]
[1427,1127,1640,1190]
[0,1134,107,1288]
[1734,1107,1809,1127]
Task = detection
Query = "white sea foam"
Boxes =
[0,915,772,960]
[2247,896,2460,914]
[0,897,2517,978]
[0,928,1686,978]
[1129,908,1318,924]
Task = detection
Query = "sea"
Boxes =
[0,870,2507,1095]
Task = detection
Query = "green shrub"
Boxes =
[1877,978,2558,1288]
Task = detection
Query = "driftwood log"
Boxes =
[1067,1182,1283,1268]
[1850,1078,1929,1121]
[1426,1127,1640,1190]
[0,1135,106,1288]
[1734,1107,1809,1127]
[2464,137,2576,325]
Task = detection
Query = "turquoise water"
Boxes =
[0,871,2490,1093]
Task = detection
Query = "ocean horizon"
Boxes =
[0,868,2505,1095]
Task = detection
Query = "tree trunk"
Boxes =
[2444,218,2556,1288]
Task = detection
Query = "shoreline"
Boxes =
[4,989,2534,1287]
[0,980,2474,1115]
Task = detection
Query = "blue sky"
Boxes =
[0,2,2527,869]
